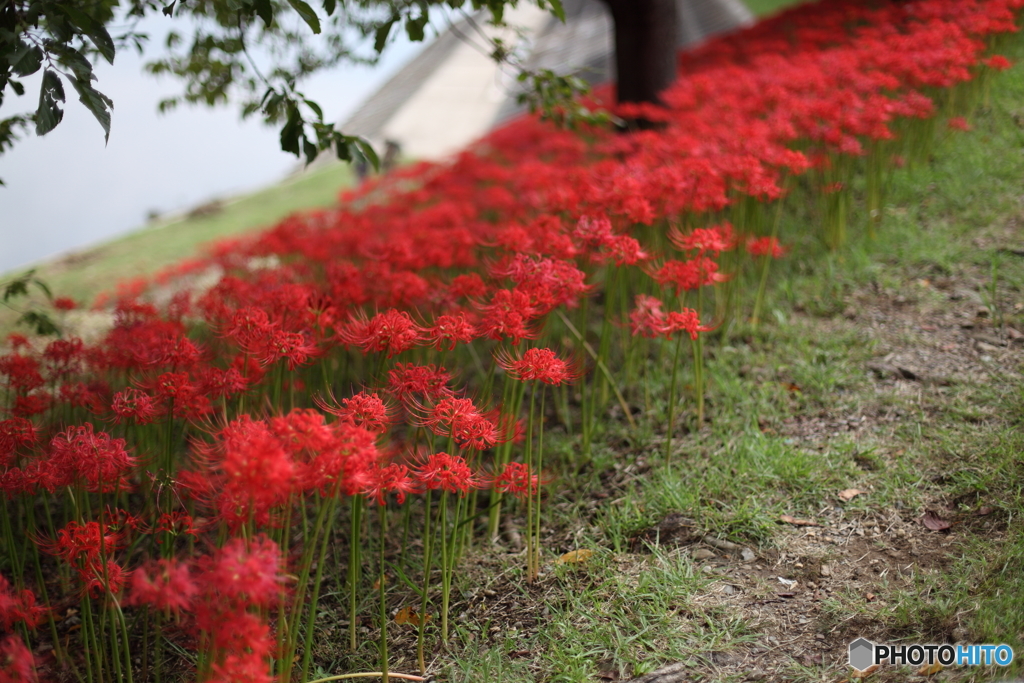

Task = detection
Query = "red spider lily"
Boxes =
[337,309,423,357]
[495,347,580,385]
[746,236,786,259]
[155,511,201,541]
[417,396,478,437]
[448,273,488,299]
[415,452,480,495]
[53,297,77,311]
[651,257,729,294]
[207,652,274,683]
[48,423,136,493]
[220,306,275,351]
[197,365,249,400]
[387,363,453,404]
[985,55,1012,70]
[149,372,212,419]
[11,393,51,418]
[425,312,478,351]
[603,235,650,266]
[668,223,736,255]
[110,388,160,424]
[195,535,283,609]
[199,416,297,528]
[947,116,971,131]
[268,408,340,457]
[0,354,44,392]
[303,421,380,497]
[661,309,715,341]
[40,520,125,567]
[125,559,197,612]
[193,603,275,660]
[630,295,667,339]
[451,411,512,451]
[0,418,36,467]
[476,289,539,345]
[43,337,84,378]
[0,634,36,683]
[258,329,319,369]
[4,334,30,350]
[573,215,614,250]
[364,462,420,505]
[81,559,130,597]
[491,462,541,500]
[0,575,47,631]
[629,296,713,340]
[315,390,393,434]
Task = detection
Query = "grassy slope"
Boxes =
[422,33,1024,683]
[0,0,804,335]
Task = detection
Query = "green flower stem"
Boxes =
[664,333,684,467]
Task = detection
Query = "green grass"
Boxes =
[743,0,807,17]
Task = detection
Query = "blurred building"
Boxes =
[333,0,754,162]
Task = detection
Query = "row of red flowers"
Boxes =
[2,0,1019,681]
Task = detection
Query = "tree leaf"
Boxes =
[547,0,566,22]
[279,104,302,156]
[59,5,116,64]
[12,44,43,76]
[556,549,594,565]
[394,606,430,627]
[69,76,113,143]
[374,18,396,53]
[30,276,53,300]
[35,70,65,136]
[302,137,317,165]
[3,272,34,301]
[253,0,275,27]
[16,311,61,337]
[838,488,867,502]
[405,13,427,42]
[321,0,336,16]
[779,515,822,527]
[920,510,952,531]
[286,0,321,34]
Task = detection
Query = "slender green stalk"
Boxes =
[664,334,684,467]
[533,389,545,579]
[525,388,537,582]
[349,495,364,652]
[417,489,435,674]
[439,491,450,642]
[378,504,389,683]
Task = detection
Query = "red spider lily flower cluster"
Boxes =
[495,347,580,385]
[629,296,713,340]
[1,0,1020,679]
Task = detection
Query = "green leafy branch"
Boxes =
[1,270,62,337]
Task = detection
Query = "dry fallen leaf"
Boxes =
[779,514,822,527]
[782,382,802,393]
[839,488,868,502]
[394,606,430,627]
[556,548,594,565]
[850,664,880,679]
[974,506,995,516]
[920,510,952,531]
[918,662,944,676]
[372,574,389,590]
